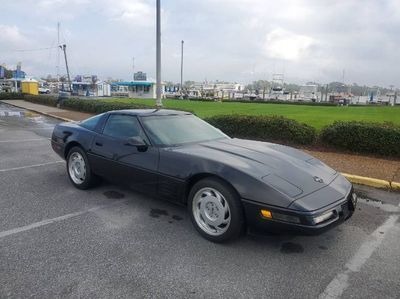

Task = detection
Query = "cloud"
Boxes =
[104,0,153,27]
[0,0,399,86]
[0,25,29,49]
[263,28,314,61]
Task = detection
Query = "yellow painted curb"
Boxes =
[391,182,400,191]
[342,173,395,190]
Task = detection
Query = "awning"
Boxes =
[111,81,153,87]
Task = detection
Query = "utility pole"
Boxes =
[180,40,184,98]
[155,0,162,107]
[60,44,71,92]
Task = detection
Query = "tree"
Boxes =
[5,69,13,79]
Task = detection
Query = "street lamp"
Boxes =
[180,40,184,99]
[156,0,162,107]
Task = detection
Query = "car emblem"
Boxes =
[313,176,324,183]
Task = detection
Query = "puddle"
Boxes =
[358,197,399,213]
[0,104,60,129]
[24,111,40,118]
[0,110,24,117]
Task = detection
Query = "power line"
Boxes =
[7,46,59,53]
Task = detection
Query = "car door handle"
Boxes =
[95,142,103,147]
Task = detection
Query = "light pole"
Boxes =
[180,40,184,98]
[156,0,162,107]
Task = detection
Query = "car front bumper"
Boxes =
[242,188,357,235]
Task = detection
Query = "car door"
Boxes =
[90,113,159,195]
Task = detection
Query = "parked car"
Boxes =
[51,109,357,242]
[38,87,51,94]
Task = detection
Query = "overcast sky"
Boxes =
[1,0,399,86]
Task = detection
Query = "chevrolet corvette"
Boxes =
[51,109,356,242]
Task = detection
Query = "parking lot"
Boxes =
[0,102,399,298]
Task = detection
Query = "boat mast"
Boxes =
[57,22,60,82]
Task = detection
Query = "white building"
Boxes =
[110,71,165,99]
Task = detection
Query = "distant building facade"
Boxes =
[110,71,163,99]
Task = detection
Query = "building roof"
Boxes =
[111,81,153,87]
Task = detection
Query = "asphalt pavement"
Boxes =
[0,102,399,298]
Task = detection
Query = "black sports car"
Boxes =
[51,109,356,242]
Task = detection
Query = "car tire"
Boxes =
[188,177,245,242]
[66,146,98,190]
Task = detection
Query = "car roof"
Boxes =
[108,109,192,117]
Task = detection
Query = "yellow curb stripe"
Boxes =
[391,182,400,191]
[342,173,394,190]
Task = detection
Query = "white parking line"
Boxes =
[0,161,64,172]
[0,199,128,239]
[319,205,400,299]
[0,138,49,143]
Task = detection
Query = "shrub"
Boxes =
[205,114,317,145]
[24,95,58,106]
[321,121,400,157]
[0,92,25,100]
[61,99,152,113]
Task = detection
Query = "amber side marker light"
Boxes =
[261,209,272,219]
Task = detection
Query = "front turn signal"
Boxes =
[261,209,272,219]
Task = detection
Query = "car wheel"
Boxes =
[188,178,245,242]
[66,146,97,190]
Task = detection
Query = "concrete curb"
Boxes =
[0,100,74,122]
[342,173,400,191]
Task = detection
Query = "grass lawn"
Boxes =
[100,98,400,130]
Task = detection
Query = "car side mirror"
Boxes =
[125,136,148,152]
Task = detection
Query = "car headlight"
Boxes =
[312,211,335,224]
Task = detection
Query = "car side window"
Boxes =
[79,114,103,131]
[103,114,147,141]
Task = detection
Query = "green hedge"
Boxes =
[21,95,152,112]
[3,93,399,157]
[321,121,400,157]
[21,95,194,114]
[205,115,317,145]
[62,99,152,113]
[0,92,25,100]
[24,95,58,106]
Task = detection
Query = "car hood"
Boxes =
[174,138,338,199]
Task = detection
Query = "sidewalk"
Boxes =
[1,100,93,122]
[2,99,399,188]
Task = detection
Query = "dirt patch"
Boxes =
[303,149,400,182]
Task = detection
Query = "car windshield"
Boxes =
[141,114,228,146]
